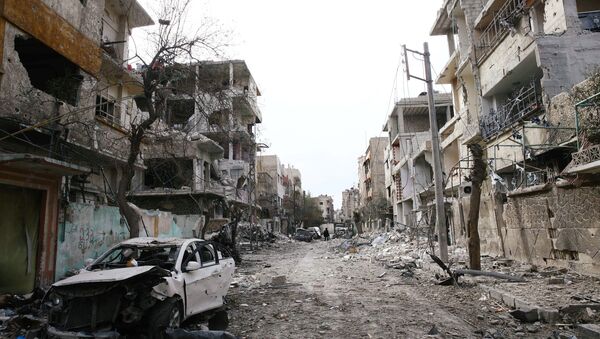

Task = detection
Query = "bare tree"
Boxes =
[117,0,231,237]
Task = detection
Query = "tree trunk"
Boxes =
[117,131,143,238]
[467,144,486,270]
[201,212,211,240]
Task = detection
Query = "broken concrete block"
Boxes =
[548,277,565,284]
[576,324,600,339]
[271,276,286,286]
[510,307,540,323]
[560,304,600,315]
[538,308,560,323]
[501,292,516,309]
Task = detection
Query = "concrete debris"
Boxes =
[165,328,238,339]
[0,289,46,338]
[271,276,287,286]
[427,324,439,335]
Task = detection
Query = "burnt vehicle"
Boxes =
[45,237,235,338]
[293,228,313,242]
[306,226,322,240]
[333,224,353,239]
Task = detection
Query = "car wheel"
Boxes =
[208,309,229,330]
[146,297,182,338]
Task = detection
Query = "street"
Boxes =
[226,239,556,339]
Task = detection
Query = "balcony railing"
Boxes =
[476,0,526,64]
[479,81,543,140]
[571,144,600,169]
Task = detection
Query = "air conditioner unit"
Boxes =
[460,181,472,196]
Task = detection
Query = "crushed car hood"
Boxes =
[53,266,170,287]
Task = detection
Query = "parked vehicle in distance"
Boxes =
[334,224,353,239]
[293,228,313,242]
[45,237,235,338]
[306,226,322,239]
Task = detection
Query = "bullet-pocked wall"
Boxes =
[502,186,600,275]
[55,203,203,280]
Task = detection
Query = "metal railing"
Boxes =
[479,80,543,140]
[476,0,526,64]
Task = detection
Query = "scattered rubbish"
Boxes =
[377,272,387,278]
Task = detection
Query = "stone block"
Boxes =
[538,308,561,324]
[271,275,286,286]
[510,307,540,323]
[576,324,600,339]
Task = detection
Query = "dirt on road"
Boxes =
[225,239,559,339]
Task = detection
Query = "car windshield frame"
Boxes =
[89,244,181,271]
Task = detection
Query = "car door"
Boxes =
[196,242,223,311]
[180,242,210,316]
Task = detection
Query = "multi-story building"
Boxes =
[431,0,600,273]
[357,137,389,230]
[315,194,334,223]
[256,155,285,231]
[341,187,360,223]
[0,0,153,292]
[282,164,302,233]
[130,60,262,219]
[382,94,453,230]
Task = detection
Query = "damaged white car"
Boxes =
[45,237,235,338]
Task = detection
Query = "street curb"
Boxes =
[480,285,560,323]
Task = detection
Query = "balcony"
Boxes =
[233,94,262,123]
[479,81,543,140]
[568,144,600,174]
[475,0,527,65]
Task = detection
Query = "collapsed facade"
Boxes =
[0,0,154,293]
[431,0,600,273]
[129,60,263,230]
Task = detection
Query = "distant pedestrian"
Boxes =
[323,228,330,241]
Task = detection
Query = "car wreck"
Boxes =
[44,237,235,338]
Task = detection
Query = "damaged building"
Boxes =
[357,137,388,231]
[382,94,454,233]
[431,0,600,273]
[0,0,155,293]
[0,0,265,295]
[128,60,263,240]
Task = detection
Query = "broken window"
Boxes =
[208,110,229,127]
[95,94,118,123]
[166,99,194,130]
[144,159,194,189]
[14,36,83,105]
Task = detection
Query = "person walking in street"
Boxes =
[323,228,330,241]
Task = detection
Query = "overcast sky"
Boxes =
[138,0,448,209]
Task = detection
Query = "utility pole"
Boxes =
[403,42,448,262]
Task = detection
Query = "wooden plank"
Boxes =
[2,0,101,76]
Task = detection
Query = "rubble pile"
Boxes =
[238,222,274,243]
[336,230,432,278]
[0,289,47,338]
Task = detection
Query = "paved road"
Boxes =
[226,239,552,339]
